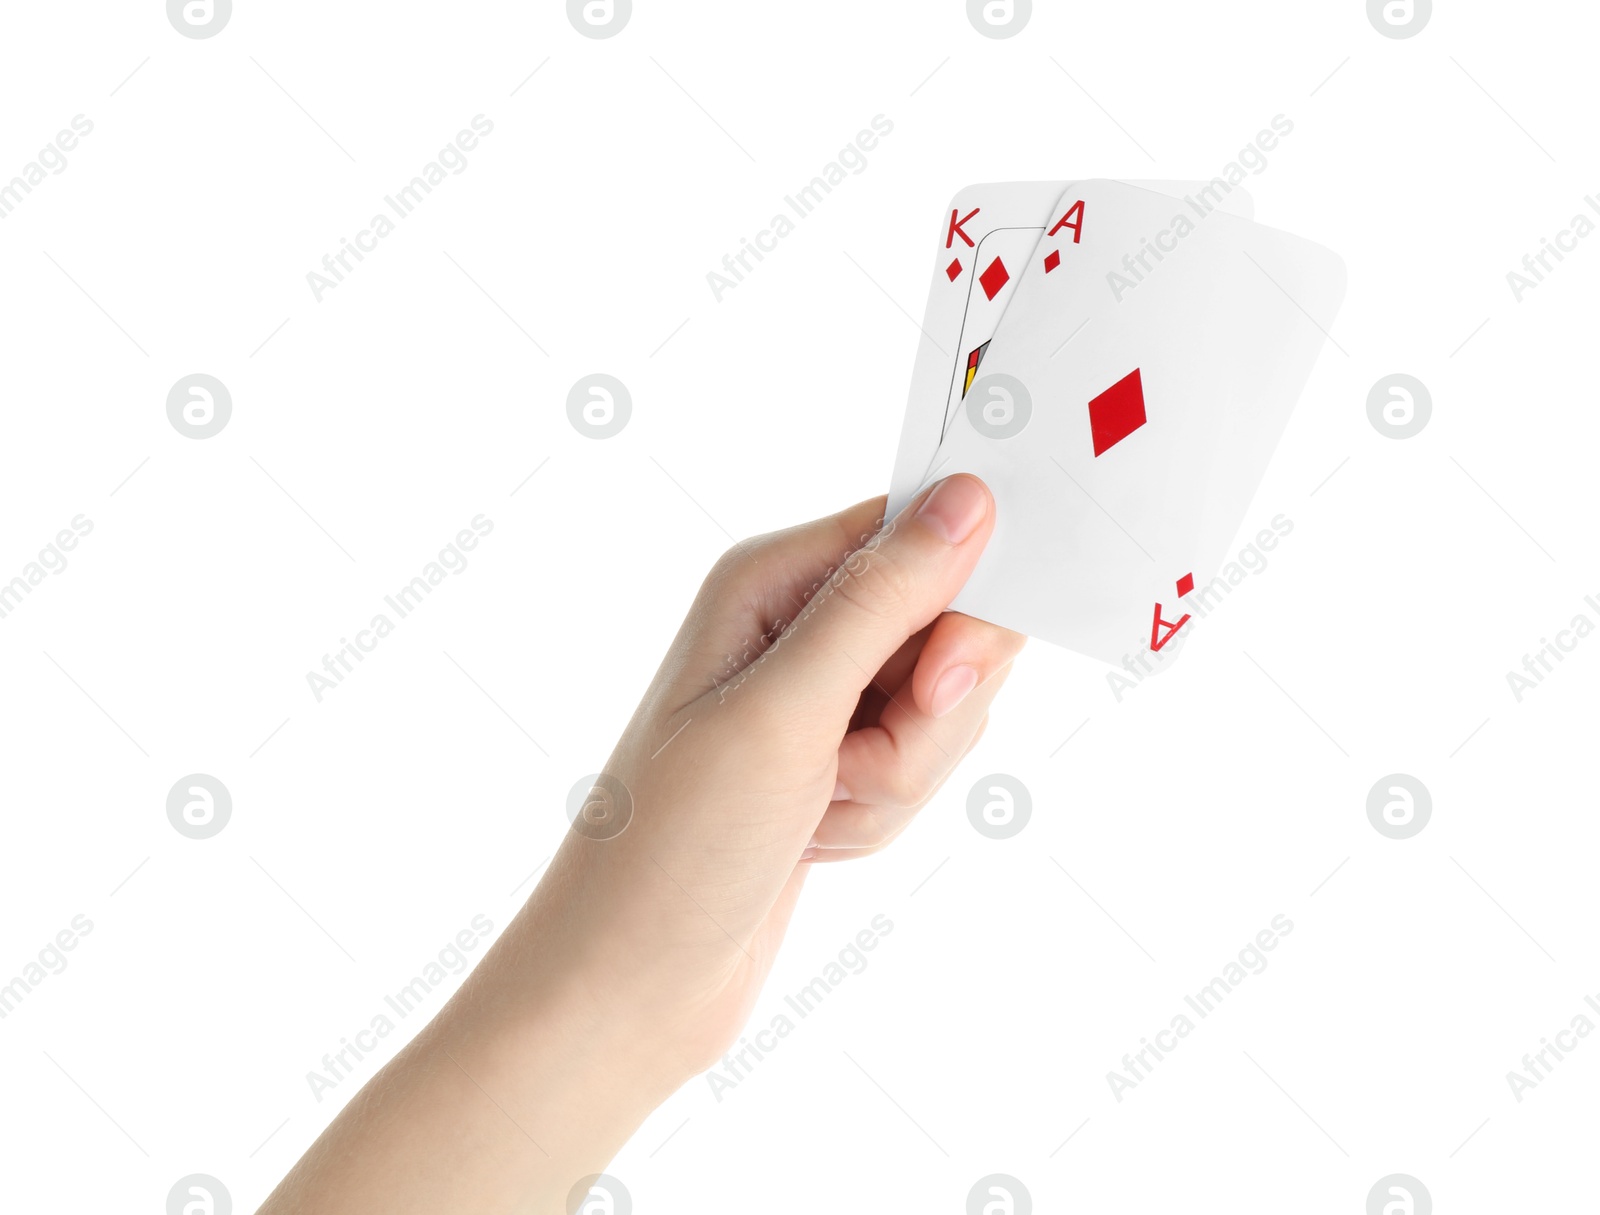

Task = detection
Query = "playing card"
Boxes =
[885,180,1255,519]
[925,179,1346,666]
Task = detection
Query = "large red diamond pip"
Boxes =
[978,256,1009,301]
[1088,368,1147,457]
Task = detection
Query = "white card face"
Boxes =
[885,181,1254,520]
[927,179,1346,666]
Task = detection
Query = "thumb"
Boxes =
[754,474,996,718]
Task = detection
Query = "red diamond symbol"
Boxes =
[946,258,963,281]
[1176,572,1194,597]
[1043,249,1061,273]
[978,256,1009,300]
[1088,368,1147,457]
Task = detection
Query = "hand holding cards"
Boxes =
[886,179,1346,668]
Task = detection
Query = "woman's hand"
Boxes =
[556,474,1024,1072]
[259,475,1024,1215]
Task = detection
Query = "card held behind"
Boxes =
[930,180,1346,666]
[885,180,1256,520]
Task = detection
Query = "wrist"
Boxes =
[435,886,692,1161]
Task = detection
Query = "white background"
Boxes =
[1,1,1595,1211]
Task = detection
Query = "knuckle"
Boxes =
[982,624,1026,659]
[857,818,894,849]
[859,816,903,849]
[702,541,760,597]
[880,762,933,810]
[837,805,900,849]
[997,630,1029,663]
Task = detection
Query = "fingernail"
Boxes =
[799,845,820,862]
[928,664,979,718]
[914,475,988,545]
[832,779,850,803]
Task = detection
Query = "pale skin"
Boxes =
[258,474,1023,1214]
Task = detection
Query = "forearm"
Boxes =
[257,881,684,1215]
